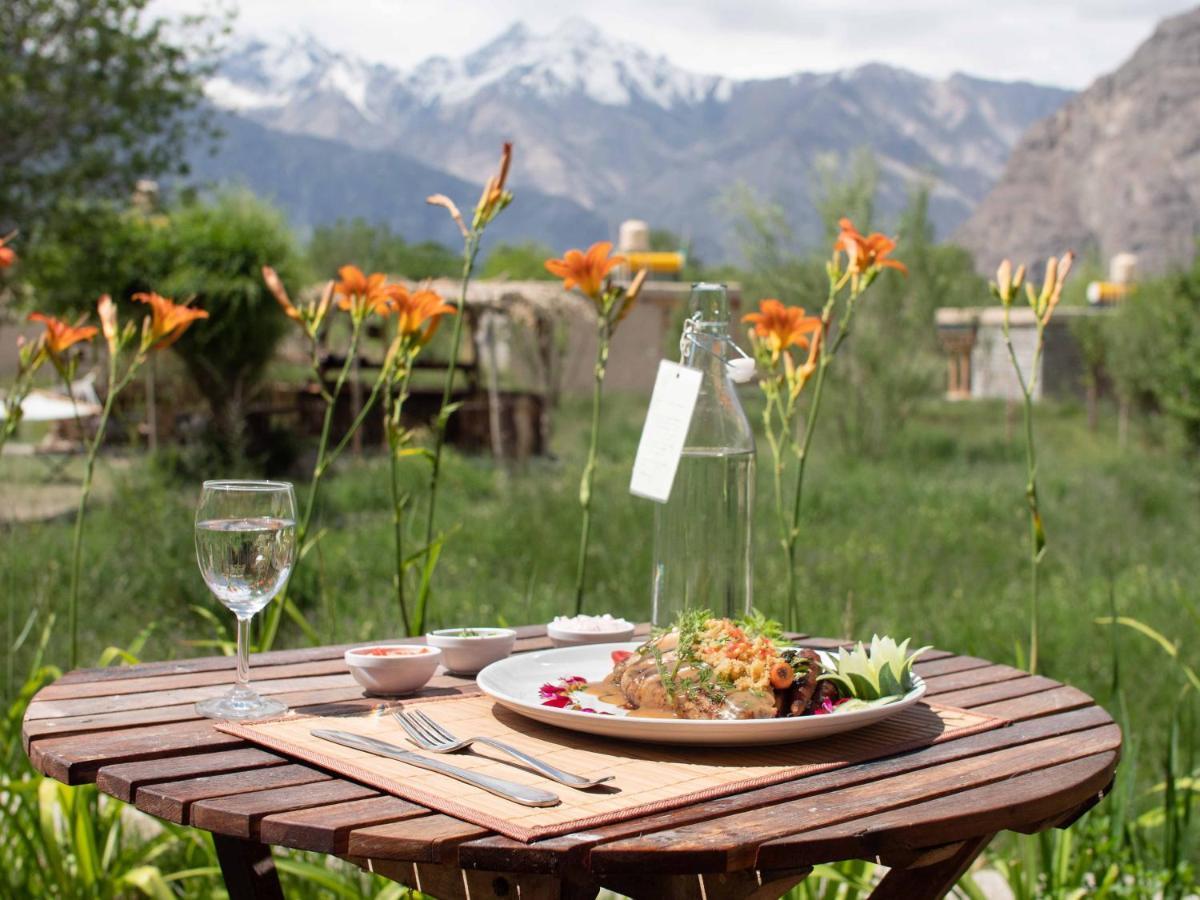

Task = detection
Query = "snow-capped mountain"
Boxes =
[198,20,1071,258]
[213,20,730,114]
[405,20,732,108]
[210,33,389,117]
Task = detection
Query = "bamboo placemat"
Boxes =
[218,695,1005,842]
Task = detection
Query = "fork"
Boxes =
[394,709,614,789]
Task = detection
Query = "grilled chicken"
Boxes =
[607,634,776,720]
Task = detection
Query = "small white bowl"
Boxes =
[426,627,516,675]
[344,644,441,696]
[546,616,637,647]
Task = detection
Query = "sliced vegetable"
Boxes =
[816,635,930,701]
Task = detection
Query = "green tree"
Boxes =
[832,183,984,454]
[479,241,556,280]
[812,148,879,243]
[1105,253,1200,450]
[154,191,303,462]
[19,197,163,313]
[1,0,221,232]
[308,218,458,281]
[728,154,983,455]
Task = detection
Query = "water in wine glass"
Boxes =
[195,516,296,618]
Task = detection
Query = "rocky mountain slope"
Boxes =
[199,20,1070,257]
[957,6,1200,275]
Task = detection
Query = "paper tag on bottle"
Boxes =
[629,361,702,503]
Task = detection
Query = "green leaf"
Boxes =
[118,866,175,900]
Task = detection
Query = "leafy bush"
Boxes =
[151,191,304,464]
[479,241,557,280]
[1104,253,1200,450]
[308,217,458,280]
[20,197,165,314]
[727,156,984,455]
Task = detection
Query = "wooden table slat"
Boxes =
[135,764,333,823]
[932,674,1061,708]
[259,796,431,853]
[97,748,288,802]
[36,657,354,701]
[30,720,247,784]
[191,780,380,839]
[23,685,378,744]
[48,624,625,687]
[920,663,1027,694]
[972,684,1094,719]
[348,814,491,863]
[910,655,995,678]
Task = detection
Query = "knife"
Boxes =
[311,729,560,808]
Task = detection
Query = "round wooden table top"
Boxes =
[22,625,1120,900]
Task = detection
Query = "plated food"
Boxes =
[476,614,930,745]
[595,612,928,721]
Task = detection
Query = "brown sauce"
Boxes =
[582,681,678,719]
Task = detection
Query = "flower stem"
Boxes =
[262,321,363,651]
[783,287,848,630]
[387,362,413,635]
[574,327,609,614]
[65,355,124,669]
[415,232,480,635]
[1001,308,1045,674]
[786,356,829,631]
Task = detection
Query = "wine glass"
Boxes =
[194,480,297,720]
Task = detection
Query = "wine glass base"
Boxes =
[195,690,287,721]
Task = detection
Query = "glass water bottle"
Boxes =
[651,283,756,625]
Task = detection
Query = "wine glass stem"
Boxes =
[236,614,252,693]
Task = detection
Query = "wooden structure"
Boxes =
[23,624,1119,899]
[934,306,1107,403]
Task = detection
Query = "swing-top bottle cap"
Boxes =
[688,282,729,324]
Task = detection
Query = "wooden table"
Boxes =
[22,626,1120,900]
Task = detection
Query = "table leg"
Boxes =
[213,833,285,900]
[869,833,995,900]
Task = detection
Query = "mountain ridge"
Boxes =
[200,20,1073,259]
[957,6,1200,274]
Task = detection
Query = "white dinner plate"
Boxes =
[475,642,926,746]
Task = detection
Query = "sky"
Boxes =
[156,0,1197,89]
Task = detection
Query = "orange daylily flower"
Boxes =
[28,312,98,357]
[263,266,301,322]
[1028,251,1074,324]
[389,287,456,346]
[545,241,626,301]
[474,142,513,227]
[132,292,210,350]
[334,265,398,320]
[0,231,16,270]
[743,299,822,359]
[264,267,333,338]
[834,218,907,276]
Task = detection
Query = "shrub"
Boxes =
[1105,253,1200,450]
[151,191,304,464]
[308,217,458,280]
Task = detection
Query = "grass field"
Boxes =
[3,394,1197,779]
